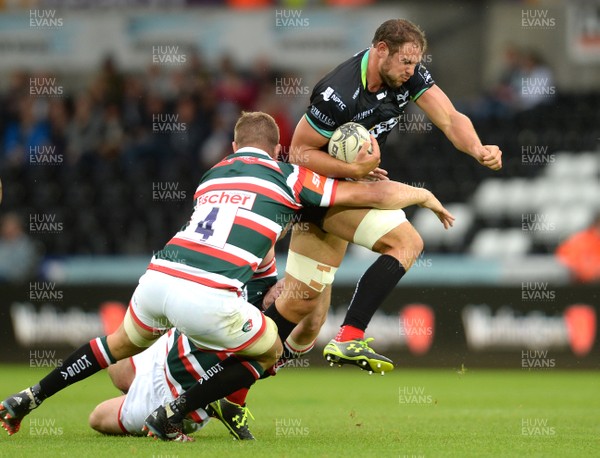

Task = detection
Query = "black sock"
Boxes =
[169,356,262,419]
[264,303,297,342]
[256,301,298,380]
[342,254,406,331]
[36,336,116,401]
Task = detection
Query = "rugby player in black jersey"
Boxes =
[272,18,502,372]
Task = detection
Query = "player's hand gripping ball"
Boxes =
[328,122,372,163]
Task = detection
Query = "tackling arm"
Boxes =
[334,180,455,229]
[416,85,503,171]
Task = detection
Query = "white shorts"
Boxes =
[118,333,209,435]
[129,269,267,352]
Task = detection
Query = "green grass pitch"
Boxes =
[0,365,598,457]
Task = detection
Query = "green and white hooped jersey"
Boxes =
[158,329,245,426]
[163,329,242,394]
[159,265,278,424]
[149,147,337,294]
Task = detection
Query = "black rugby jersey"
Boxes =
[305,48,434,148]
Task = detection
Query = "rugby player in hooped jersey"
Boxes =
[274,18,503,372]
[0,111,454,442]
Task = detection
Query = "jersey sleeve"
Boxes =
[294,165,338,207]
[406,63,435,101]
[304,81,350,139]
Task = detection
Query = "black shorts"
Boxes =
[297,206,328,231]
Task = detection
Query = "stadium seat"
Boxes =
[575,152,600,177]
[413,203,474,252]
[442,204,475,250]
[543,152,576,178]
[579,180,600,211]
[544,151,600,179]
[503,178,534,218]
[555,179,600,212]
[469,228,532,258]
[554,180,586,208]
[472,179,506,220]
[531,205,595,247]
[527,178,561,212]
[469,229,502,258]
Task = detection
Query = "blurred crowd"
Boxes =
[0,51,304,280]
[0,52,296,173]
[0,212,41,282]
[1,46,598,285]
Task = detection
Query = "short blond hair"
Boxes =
[234,111,280,152]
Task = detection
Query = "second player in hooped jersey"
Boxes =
[306,48,434,147]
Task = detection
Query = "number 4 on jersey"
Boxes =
[195,207,219,240]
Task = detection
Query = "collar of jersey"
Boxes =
[233,146,272,159]
[361,49,369,89]
[361,49,390,97]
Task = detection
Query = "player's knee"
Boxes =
[403,231,424,260]
[119,309,160,355]
[277,294,319,320]
[255,334,283,369]
[267,338,283,367]
[88,398,125,435]
[238,315,280,362]
[88,406,105,433]
[374,225,424,268]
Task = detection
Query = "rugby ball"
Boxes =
[327,122,372,163]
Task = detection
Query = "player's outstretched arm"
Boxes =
[416,85,503,171]
[417,190,456,230]
[289,116,380,180]
[334,180,454,229]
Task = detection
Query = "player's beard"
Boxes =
[380,59,405,89]
[381,72,404,89]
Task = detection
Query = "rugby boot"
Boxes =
[323,337,394,375]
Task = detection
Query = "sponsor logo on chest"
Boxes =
[197,190,256,209]
[321,86,347,111]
